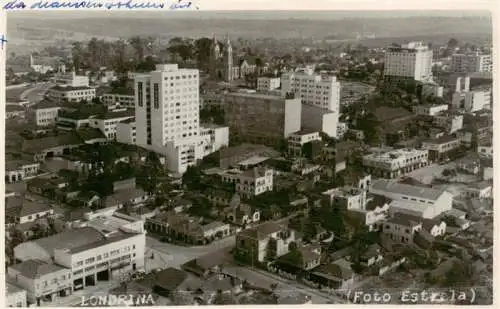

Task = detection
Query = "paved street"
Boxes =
[403,162,456,184]
[22,82,54,103]
[223,266,345,304]
[145,235,235,269]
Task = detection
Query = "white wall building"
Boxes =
[199,125,229,156]
[383,42,433,82]
[6,283,28,307]
[28,100,61,127]
[422,84,444,98]
[413,104,448,116]
[381,213,423,244]
[257,77,281,92]
[53,71,90,87]
[88,110,134,140]
[116,119,137,145]
[370,179,453,219]
[47,86,96,103]
[301,103,338,138]
[101,93,135,109]
[451,77,491,112]
[287,129,322,157]
[337,122,349,139]
[281,67,341,112]
[134,64,221,174]
[362,148,429,178]
[433,112,463,134]
[220,167,274,199]
[451,53,492,73]
[13,212,146,292]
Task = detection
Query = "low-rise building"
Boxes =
[47,86,96,103]
[28,100,61,127]
[88,109,135,140]
[257,76,280,92]
[362,148,429,178]
[287,129,322,157]
[6,197,54,225]
[100,93,135,108]
[433,112,463,134]
[220,167,274,199]
[7,260,72,306]
[370,179,453,219]
[13,212,147,292]
[421,135,461,161]
[5,160,40,183]
[6,105,26,119]
[413,104,448,116]
[6,283,28,307]
[235,221,295,263]
[322,186,367,211]
[477,144,493,158]
[460,181,492,199]
[381,213,423,244]
[337,122,349,139]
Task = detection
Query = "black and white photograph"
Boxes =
[3,4,495,307]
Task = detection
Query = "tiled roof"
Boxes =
[371,179,445,201]
[32,99,61,110]
[33,227,106,255]
[9,259,69,279]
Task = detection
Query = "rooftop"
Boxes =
[371,179,445,201]
[50,85,95,92]
[422,134,458,144]
[240,221,284,240]
[94,109,134,120]
[363,148,426,163]
[225,91,286,101]
[32,99,61,110]
[387,213,422,227]
[9,259,69,279]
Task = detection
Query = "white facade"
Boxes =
[413,104,448,116]
[88,111,134,140]
[6,283,28,307]
[31,106,61,127]
[257,77,281,92]
[116,120,137,145]
[433,112,463,134]
[383,42,433,81]
[337,122,349,139]
[53,72,89,87]
[280,68,341,112]
[451,76,491,112]
[362,148,429,178]
[101,93,135,108]
[381,215,422,244]
[451,53,492,73]
[421,136,461,155]
[199,125,229,156]
[47,86,96,103]
[288,130,322,157]
[422,84,444,98]
[370,179,453,219]
[134,64,205,174]
[220,167,274,199]
[301,103,338,138]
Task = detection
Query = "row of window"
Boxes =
[163,74,198,80]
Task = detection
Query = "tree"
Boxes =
[129,36,146,61]
[182,165,203,191]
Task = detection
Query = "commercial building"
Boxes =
[116,118,136,145]
[412,104,448,116]
[257,76,281,92]
[235,221,295,263]
[52,71,89,87]
[451,77,492,112]
[134,64,226,173]
[223,92,301,146]
[362,148,429,178]
[88,109,135,140]
[287,129,322,157]
[46,86,96,103]
[13,212,146,292]
[7,260,72,306]
[28,100,61,127]
[6,283,28,307]
[220,167,274,199]
[383,42,433,82]
[421,135,461,161]
[101,93,135,108]
[280,67,341,112]
[451,52,492,73]
[433,111,464,134]
[301,103,338,138]
[369,179,453,219]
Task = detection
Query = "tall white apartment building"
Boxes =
[451,52,492,73]
[280,67,341,112]
[451,76,492,112]
[134,64,227,173]
[383,42,433,82]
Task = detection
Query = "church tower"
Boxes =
[209,34,220,79]
[223,35,233,82]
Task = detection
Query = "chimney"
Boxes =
[455,77,462,93]
[464,76,471,92]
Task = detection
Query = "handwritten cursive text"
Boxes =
[3,0,198,10]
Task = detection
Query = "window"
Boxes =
[153,83,159,109]
[137,82,143,107]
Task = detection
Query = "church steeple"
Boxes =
[223,34,233,82]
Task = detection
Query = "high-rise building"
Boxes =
[134,64,228,173]
[280,67,341,112]
[223,92,301,146]
[451,52,492,73]
[383,42,433,82]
